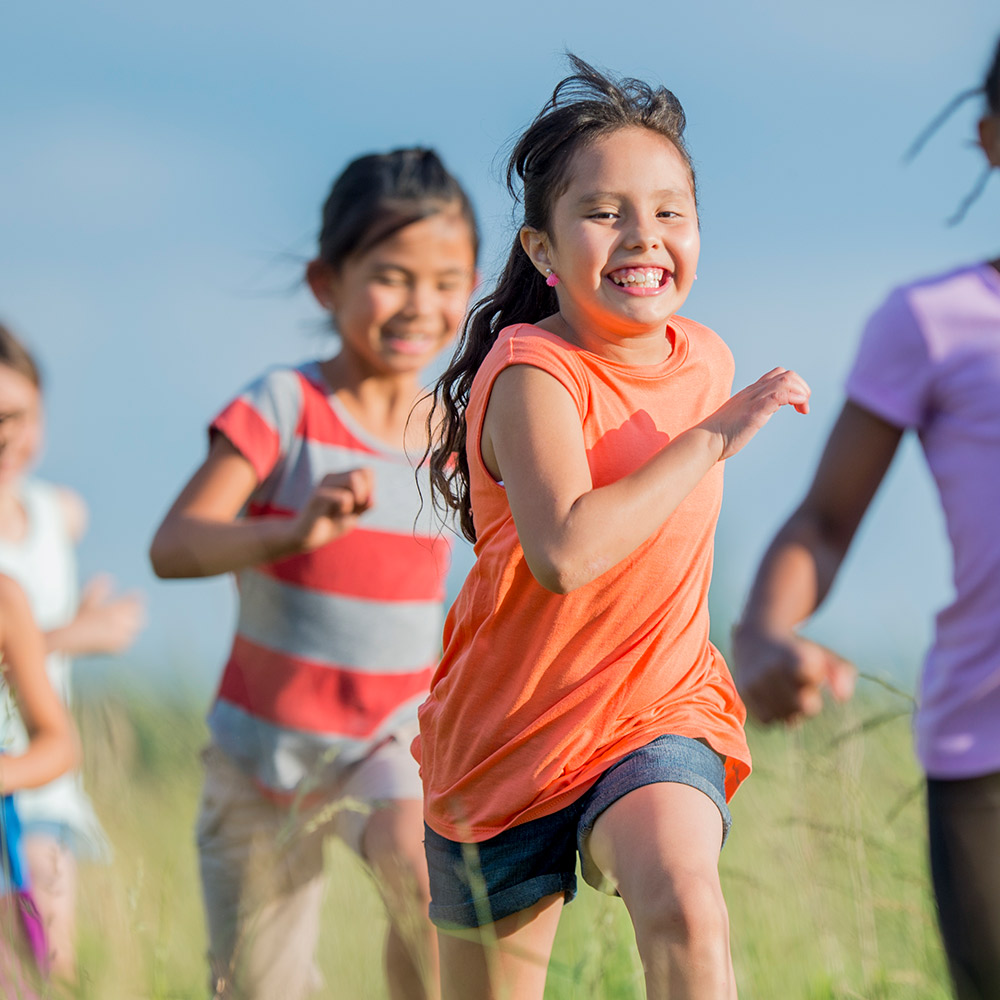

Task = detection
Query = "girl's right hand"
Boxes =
[699,368,811,462]
[731,622,856,724]
[292,468,375,552]
[151,439,376,578]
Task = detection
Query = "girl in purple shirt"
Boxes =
[733,35,1000,1000]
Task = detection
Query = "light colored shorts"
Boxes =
[196,734,422,1000]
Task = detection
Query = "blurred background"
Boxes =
[2,0,998,700]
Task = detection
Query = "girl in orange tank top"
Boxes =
[416,55,812,999]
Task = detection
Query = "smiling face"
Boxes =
[309,207,477,379]
[522,126,700,359]
[0,365,42,488]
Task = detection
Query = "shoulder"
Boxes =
[844,275,958,428]
[214,364,315,435]
[670,315,734,398]
[491,323,578,363]
[474,324,588,403]
[492,323,589,382]
[54,487,87,543]
[672,315,733,367]
[870,264,992,332]
[21,480,87,543]
[238,364,313,405]
[899,262,990,297]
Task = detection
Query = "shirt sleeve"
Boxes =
[209,368,303,484]
[845,288,934,431]
[501,327,589,417]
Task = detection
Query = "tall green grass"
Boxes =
[63,678,949,998]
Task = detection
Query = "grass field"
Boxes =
[59,674,950,999]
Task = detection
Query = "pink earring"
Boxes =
[545,268,559,287]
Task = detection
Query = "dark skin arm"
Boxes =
[732,401,904,724]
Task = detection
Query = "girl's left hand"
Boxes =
[699,368,811,462]
[47,575,146,657]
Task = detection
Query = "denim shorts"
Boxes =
[424,733,731,928]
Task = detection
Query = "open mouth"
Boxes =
[607,267,669,291]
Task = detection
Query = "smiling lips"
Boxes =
[384,332,438,355]
[607,266,671,296]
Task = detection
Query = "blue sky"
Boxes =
[2,0,998,696]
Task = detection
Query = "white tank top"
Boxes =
[0,480,109,859]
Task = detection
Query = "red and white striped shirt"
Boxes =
[207,362,450,797]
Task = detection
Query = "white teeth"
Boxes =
[610,267,665,288]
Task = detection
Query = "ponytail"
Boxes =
[428,240,557,542]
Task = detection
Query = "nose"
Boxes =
[401,280,438,319]
[622,217,660,252]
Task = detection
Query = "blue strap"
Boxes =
[0,794,27,893]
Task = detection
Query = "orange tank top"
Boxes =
[414,319,750,842]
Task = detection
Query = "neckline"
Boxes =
[514,317,691,379]
[298,361,410,458]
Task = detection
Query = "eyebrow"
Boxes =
[370,262,472,276]
[575,189,692,205]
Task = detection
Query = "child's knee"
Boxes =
[632,871,729,951]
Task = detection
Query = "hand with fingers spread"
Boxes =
[292,468,375,553]
[731,622,856,725]
[71,575,145,654]
[45,573,146,658]
[699,367,811,462]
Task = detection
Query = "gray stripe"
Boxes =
[272,439,439,535]
[241,368,304,452]
[208,695,424,792]
[237,572,443,672]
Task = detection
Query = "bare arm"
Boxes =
[483,364,810,594]
[732,401,904,723]
[42,488,146,656]
[0,576,79,792]
[149,435,373,579]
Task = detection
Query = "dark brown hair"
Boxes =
[427,54,695,542]
[0,324,42,390]
[317,147,479,269]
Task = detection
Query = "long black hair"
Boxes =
[427,55,695,542]
[904,35,1000,224]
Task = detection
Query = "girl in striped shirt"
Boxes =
[151,148,478,1000]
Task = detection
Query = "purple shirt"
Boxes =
[846,263,1000,779]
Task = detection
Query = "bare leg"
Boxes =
[438,892,564,1000]
[364,799,439,1000]
[22,835,77,984]
[588,783,735,1000]
[197,747,325,1000]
